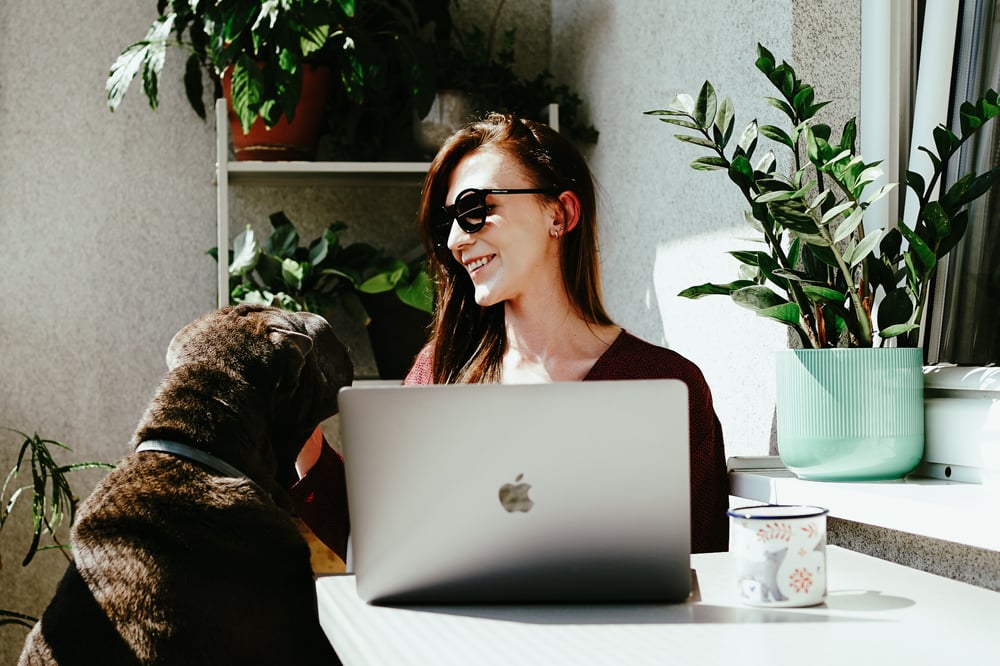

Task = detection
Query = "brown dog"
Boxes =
[19,305,353,665]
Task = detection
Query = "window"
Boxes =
[862,0,1000,480]
[862,0,999,366]
[927,0,1000,366]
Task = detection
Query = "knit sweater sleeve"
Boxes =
[586,332,729,553]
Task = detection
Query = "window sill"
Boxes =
[728,456,1000,552]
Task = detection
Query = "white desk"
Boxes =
[315,546,1000,665]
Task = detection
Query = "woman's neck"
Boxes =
[502,297,619,383]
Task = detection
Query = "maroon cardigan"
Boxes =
[289,330,729,558]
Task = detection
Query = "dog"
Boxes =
[19,304,353,665]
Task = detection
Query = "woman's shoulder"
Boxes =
[586,330,709,385]
[404,345,434,385]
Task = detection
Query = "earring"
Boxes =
[550,226,564,239]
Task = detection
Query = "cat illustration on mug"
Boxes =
[736,547,788,603]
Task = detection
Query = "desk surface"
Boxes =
[316,546,1000,665]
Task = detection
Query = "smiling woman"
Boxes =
[292,113,730,558]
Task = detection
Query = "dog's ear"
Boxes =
[165,325,194,370]
[269,327,313,362]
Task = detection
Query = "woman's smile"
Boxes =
[464,253,495,276]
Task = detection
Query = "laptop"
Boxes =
[338,379,691,604]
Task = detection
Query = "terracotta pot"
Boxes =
[222,64,331,161]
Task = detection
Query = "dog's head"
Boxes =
[163,304,353,489]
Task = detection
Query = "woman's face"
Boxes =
[444,147,561,308]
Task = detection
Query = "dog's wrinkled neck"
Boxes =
[136,440,273,502]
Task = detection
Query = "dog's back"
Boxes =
[20,306,351,664]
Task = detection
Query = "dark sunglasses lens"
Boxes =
[453,191,488,233]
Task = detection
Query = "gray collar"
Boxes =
[135,439,271,500]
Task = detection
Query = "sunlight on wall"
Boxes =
[653,229,785,456]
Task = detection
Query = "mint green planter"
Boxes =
[775,348,924,481]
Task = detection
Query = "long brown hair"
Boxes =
[418,113,612,383]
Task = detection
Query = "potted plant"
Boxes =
[211,211,434,378]
[411,0,598,156]
[646,44,1000,480]
[1,430,113,630]
[107,0,435,160]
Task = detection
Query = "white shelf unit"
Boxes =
[213,99,431,306]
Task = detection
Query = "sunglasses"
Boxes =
[434,188,562,246]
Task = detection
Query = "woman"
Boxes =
[291,113,729,557]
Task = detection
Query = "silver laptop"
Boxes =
[338,379,691,604]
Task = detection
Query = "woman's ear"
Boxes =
[557,190,582,233]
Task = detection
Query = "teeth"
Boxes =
[467,256,491,271]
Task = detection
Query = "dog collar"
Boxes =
[136,439,271,500]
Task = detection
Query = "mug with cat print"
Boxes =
[727,504,829,607]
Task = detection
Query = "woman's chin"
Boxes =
[472,285,501,308]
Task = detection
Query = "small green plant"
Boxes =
[646,44,1000,348]
[212,211,434,324]
[107,0,435,134]
[1,430,113,629]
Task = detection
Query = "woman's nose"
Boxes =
[447,221,474,251]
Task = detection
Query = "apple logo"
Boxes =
[498,473,534,513]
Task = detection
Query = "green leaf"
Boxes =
[674,134,718,150]
[849,228,883,268]
[728,155,754,191]
[691,156,728,171]
[877,287,914,331]
[106,14,176,112]
[820,200,854,226]
[668,93,696,116]
[936,210,969,257]
[281,258,308,291]
[265,223,299,259]
[879,322,919,339]
[898,220,936,273]
[755,151,776,174]
[801,284,845,303]
[943,166,1000,209]
[229,226,260,277]
[182,53,206,120]
[832,207,864,244]
[713,96,736,147]
[230,55,266,133]
[694,81,717,129]
[678,281,755,299]
[905,169,926,197]
[917,145,942,172]
[736,120,759,157]
[933,125,960,160]
[921,201,951,242]
[656,117,701,130]
[756,303,802,327]
[764,96,795,120]
[308,235,329,266]
[755,189,797,203]
[759,124,793,149]
[644,108,689,117]
[359,259,408,293]
[395,269,435,313]
[731,284,789,310]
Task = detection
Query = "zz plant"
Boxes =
[646,44,1000,349]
